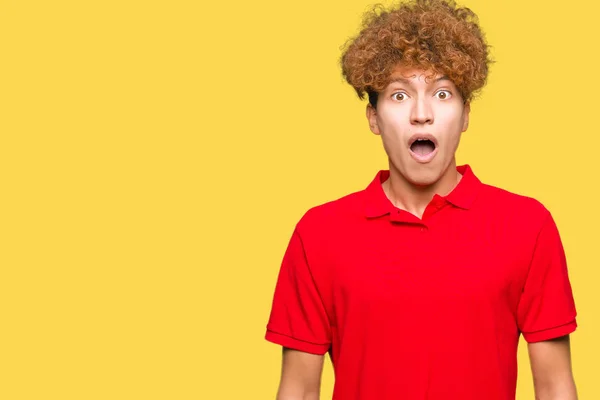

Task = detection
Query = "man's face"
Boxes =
[367,66,470,186]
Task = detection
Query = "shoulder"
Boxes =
[478,182,552,228]
[295,189,366,235]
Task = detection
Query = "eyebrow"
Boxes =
[390,75,451,85]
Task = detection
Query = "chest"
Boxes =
[324,217,532,318]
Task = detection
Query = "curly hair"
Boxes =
[340,0,492,106]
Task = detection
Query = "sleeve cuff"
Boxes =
[522,320,577,343]
[265,329,330,355]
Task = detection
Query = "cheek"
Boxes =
[437,108,466,134]
[377,107,410,136]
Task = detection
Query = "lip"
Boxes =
[408,133,439,164]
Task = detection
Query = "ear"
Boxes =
[366,104,381,135]
[461,102,471,132]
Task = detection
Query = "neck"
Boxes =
[382,159,462,219]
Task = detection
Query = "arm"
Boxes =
[517,210,578,398]
[528,335,577,400]
[276,348,324,400]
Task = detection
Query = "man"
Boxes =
[265,0,578,399]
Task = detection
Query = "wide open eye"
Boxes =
[392,92,408,102]
[434,90,452,100]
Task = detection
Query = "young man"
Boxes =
[265,0,578,399]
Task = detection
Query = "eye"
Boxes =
[435,90,452,100]
[392,92,408,102]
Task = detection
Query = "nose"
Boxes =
[410,97,433,125]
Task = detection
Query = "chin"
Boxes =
[407,175,439,187]
[402,166,442,187]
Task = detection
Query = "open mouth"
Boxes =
[408,135,438,163]
[410,138,436,156]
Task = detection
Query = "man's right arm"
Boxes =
[276,348,324,400]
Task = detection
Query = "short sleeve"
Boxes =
[517,211,577,343]
[265,228,331,355]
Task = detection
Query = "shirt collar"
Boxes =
[363,164,482,218]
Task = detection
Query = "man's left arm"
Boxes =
[528,335,577,400]
[517,209,579,399]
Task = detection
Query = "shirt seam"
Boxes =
[266,328,331,347]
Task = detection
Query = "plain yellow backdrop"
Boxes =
[0,0,598,398]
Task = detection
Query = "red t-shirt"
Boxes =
[265,165,577,399]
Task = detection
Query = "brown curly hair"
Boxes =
[340,0,492,106]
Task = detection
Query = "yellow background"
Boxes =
[1,0,598,398]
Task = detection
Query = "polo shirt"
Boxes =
[265,164,577,400]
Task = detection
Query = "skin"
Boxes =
[529,336,578,399]
[366,66,469,219]
[275,66,577,399]
[276,348,323,400]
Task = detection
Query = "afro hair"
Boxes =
[340,0,492,105]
